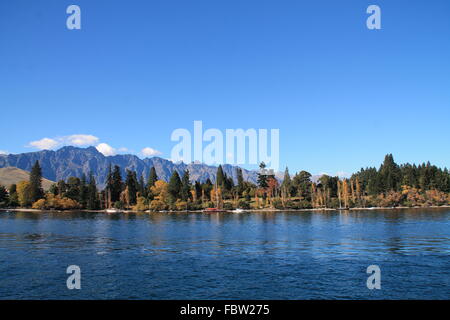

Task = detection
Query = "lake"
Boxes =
[0,209,449,299]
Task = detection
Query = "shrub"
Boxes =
[237,199,251,209]
[132,197,148,211]
[150,199,166,211]
[223,202,234,210]
[114,201,124,209]
[32,199,47,210]
[175,200,188,211]
[271,198,283,209]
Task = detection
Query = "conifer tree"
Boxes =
[111,165,123,202]
[148,167,158,187]
[216,165,225,187]
[87,172,100,210]
[181,170,191,201]
[29,160,44,202]
[257,162,268,189]
[168,170,182,201]
[125,170,138,206]
[236,168,245,196]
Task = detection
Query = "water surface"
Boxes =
[0,209,449,299]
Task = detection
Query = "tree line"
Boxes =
[0,154,449,211]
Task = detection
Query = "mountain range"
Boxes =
[0,146,264,189]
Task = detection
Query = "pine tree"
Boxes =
[87,172,100,210]
[148,167,158,187]
[257,162,268,189]
[216,165,225,187]
[194,181,202,203]
[111,165,123,202]
[125,170,138,206]
[79,174,89,208]
[281,167,292,198]
[0,185,8,206]
[139,174,146,197]
[236,168,244,196]
[168,170,182,201]
[29,160,44,203]
[181,170,191,201]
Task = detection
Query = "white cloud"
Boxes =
[141,147,162,157]
[28,138,59,150]
[27,134,132,157]
[28,134,100,150]
[96,143,117,156]
[66,134,99,146]
[0,150,8,155]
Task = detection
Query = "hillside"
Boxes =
[0,167,55,190]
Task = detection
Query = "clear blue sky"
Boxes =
[1,0,449,175]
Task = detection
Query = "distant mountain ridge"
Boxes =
[0,146,260,189]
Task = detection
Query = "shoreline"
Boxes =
[1,205,449,214]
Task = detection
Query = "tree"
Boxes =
[8,184,19,207]
[181,170,191,201]
[79,174,89,208]
[105,164,114,207]
[379,154,401,191]
[87,172,100,210]
[111,165,123,202]
[150,180,170,208]
[17,181,32,207]
[29,160,44,202]
[216,165,225,187]
[0,185,8,207]
[65,177,81,201]
[257,162,268,189]
[194,181,202,202]
[281,167,293,198]
[148,167,158,188]
[57,180,67,197]
[236,168,245,196]
[138,174,146,197]
[125,169,138,206]
[168,170,182,201]
[292,171,312,201]
[202,179,213,201]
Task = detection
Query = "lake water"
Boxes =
[0,209,449,299]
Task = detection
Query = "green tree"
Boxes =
[111,165,123,202]
[65,177,81,201]
[138,174,146,197]
[0,185,8,207]
[8,184,19,207]
[194,181,202,202]
[281,167,293,197]
[292,170,312,201]
[125,170,138,206]
[87,172,100,210]
[257,162,268,189]
[29,160,44,202]
[236,168,245,196]
[379,154,401,191]
[216,165,225,187]
[168,170,182,201]
[181,170,191,201]
[148,167,158,188]
[79,174,89,208]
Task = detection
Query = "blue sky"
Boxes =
[1,0,449,175]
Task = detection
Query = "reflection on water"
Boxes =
[0,208,449,299]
